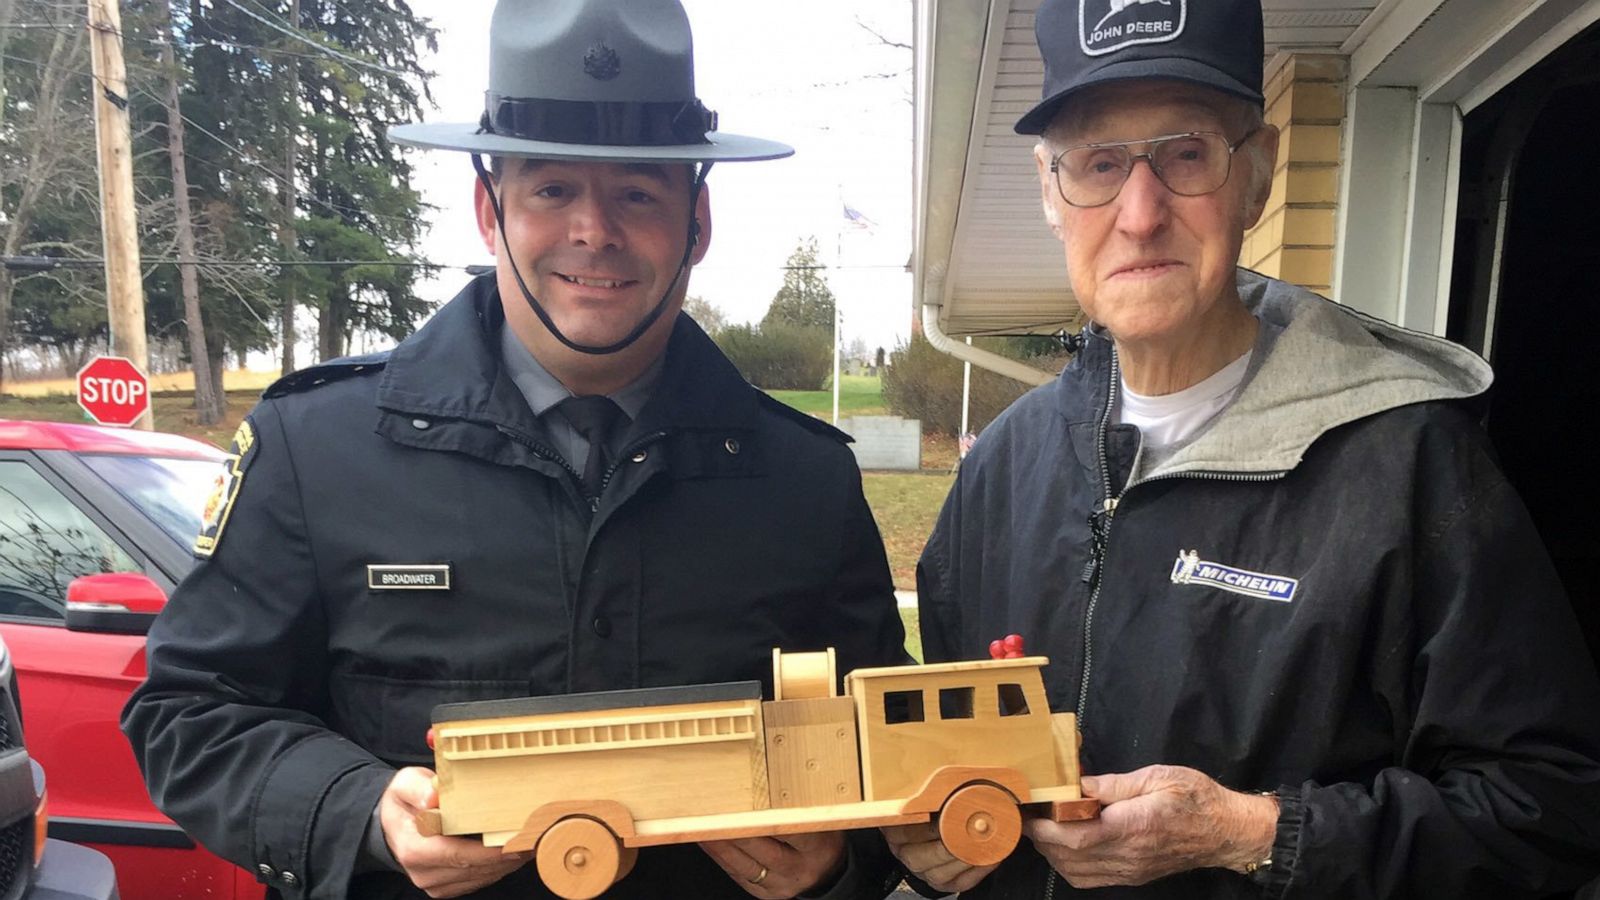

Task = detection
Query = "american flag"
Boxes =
[842,203,876,232]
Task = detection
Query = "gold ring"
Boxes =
[748,866,769,886]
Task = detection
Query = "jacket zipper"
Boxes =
[1052,350,1284,898]
[1076,350,1288,726]
[500,426,672,513]
[496,425,593,508]
[599,431,669,498]
[1077,351,1121,727]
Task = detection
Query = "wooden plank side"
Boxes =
[437,699,765,835]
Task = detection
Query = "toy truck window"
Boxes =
[939,687,975,719]
[883,689,925,724]
[998,683,1030,717]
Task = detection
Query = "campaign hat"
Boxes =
[390,0,791,163]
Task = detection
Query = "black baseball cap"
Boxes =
[1015,0,1265,135]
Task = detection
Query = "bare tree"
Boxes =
[157,0,223,424]
[0,11,91,393]
[682,294,728,336]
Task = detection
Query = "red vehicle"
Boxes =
[0,419,264,900]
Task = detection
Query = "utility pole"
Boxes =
[86,0,151,429]
[277,0,300,375]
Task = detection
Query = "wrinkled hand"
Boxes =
[881,822,999,894]
[380,767,532,899]
[701,831,846,899]
[1025,765,1276,889]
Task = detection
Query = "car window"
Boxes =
[0,460,144,619]
[78,454,221,547]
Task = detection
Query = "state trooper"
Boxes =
[122,2,908,898]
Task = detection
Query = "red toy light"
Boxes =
[989,634,1026,659]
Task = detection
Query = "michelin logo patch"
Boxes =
[1080,0,1186,56]
[1171,550,1297,603]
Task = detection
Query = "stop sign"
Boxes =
[76,356,150,428]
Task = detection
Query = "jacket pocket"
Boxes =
[328,670,529,766]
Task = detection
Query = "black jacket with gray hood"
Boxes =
[917,272,1600,899]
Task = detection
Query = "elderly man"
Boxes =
[889,0,1600,896]
[122,2,908,899]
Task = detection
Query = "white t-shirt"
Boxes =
[1117,348,1253,451]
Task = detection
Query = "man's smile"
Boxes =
[555,272,638,290]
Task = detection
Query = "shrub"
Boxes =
[882,333,1060,436]
[714,322,832,390]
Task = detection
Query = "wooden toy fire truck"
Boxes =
[417,649,1096,899]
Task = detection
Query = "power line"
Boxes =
[3,255,449,270]
[0,47,429,232]
[5,256,910,273]
[134,82,426,231]
[218,0,411,79]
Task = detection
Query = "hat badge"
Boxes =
[583,44,622,80]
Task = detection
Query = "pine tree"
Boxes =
[762,237,836,331]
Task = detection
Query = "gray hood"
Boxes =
[1146,271,1493,478]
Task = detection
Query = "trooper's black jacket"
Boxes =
[122,277,909,900]
[918,275,1600,899]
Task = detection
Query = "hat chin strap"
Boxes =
[471,154,710,356]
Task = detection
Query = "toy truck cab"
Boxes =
[843,656,1085,862]
[845,656,1080,802]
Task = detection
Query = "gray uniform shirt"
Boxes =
[498,324,663,470]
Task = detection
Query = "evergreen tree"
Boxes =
[291,0,436,361]
[762,237,836,331]
[3,0,439,386]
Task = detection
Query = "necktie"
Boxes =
[555,395,623,501]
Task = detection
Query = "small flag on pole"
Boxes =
[959,432,977,459]
[842,203,876,233]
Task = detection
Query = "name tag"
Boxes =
[367,564,453,591]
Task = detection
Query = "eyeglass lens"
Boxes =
[1057,133,1232,206]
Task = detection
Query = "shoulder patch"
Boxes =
[194,419,258,558]
[262,350,390,399]
[755,392,853,444]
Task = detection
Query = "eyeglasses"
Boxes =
[1048,130,1258,208]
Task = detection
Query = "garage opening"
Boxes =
[1448,20,1600,677]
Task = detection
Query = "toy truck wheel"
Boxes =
[938,784,1022,867]
[536,817,623,900]
[616,844,639,882]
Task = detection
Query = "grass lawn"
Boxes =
[0,387,259,448]
[900,607,923,663]
[766,374,886,419]
[862,471,954,592]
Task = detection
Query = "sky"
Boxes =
[402,0,917,357]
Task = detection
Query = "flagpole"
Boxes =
[833,190,843,426]
[960,336,973,455]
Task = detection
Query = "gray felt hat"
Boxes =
[389,0,792,163]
